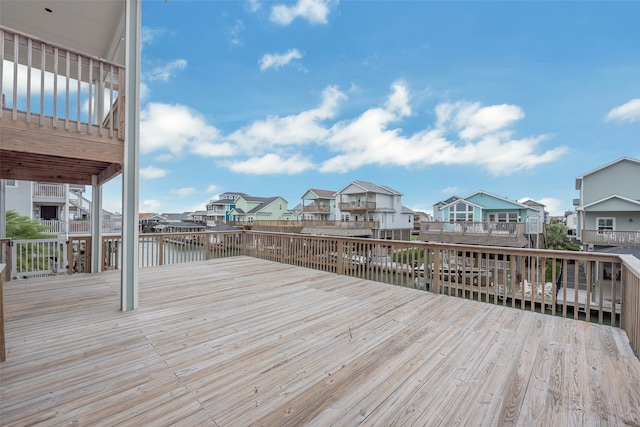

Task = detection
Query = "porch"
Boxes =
[2,256,639,425]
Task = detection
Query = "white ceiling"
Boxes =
[1,0,126,65]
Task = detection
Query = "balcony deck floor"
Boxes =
[1,256,639,426]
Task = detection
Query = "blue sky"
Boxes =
[102,0,640,217]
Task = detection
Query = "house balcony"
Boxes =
[38,219,122,236]
[302,203,331,214]
[1,232,639,424]
[419,221,547,248]
[339,201,376,212]
[0,27,125,186]
[582,230,640,247]
[32,182,66,202]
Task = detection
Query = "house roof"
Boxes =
[139,213,161,221]
[434,196,461,207]
[575,157,640,190]
[337,180,402,196]
[580,194,640,210]
[594,246,640,260]
[462,190,528,209]
[401,206,415,214]
[305,189,336,199]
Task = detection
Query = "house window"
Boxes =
[597,217,615,231]
[496,212,518,222]
[341,214,350,222]
[4,180,17,187]
[449,202,474,222]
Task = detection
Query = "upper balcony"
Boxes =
[0,26,125,186]
[582,230,640,247]
[302,203,331,214]
[32,182,66,202]
[339,201,376,212]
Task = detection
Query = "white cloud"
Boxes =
[259,49,303,71]
[605,98,640,123]
[270,0,335,25]
[226,153,315,174]
[319,81,567,175]
[141,199,162,212]
[206,184,220,193]
[140,166,169,180]
[227,85,345,151]
[228,19,245,46]
[247,0,261,13]
[171,187,197,197]
[147,59,187,82]
[140,103,223,155]
[142,27,167,46]
[442,187,460,194]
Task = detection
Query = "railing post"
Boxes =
[0,263,5,361]
[157,235,164,266]
[205,233,211,260]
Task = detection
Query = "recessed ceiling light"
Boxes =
[45,8,53,13]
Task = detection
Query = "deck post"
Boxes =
[90,176,103,273]
[120,0,141,311]
[0,180,6,239]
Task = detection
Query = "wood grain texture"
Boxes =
[1,257,639,426]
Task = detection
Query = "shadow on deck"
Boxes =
[1,257,639,425]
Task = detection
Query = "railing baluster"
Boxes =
[40,41,45,126]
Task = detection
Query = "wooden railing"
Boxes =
[229,220,380,229]
[38,219,122,236]
[32,182,66,199]
[1,26,125,140]
[421,221,532,236]
[621,255,640,356]
[582,230,640,246]
[302,204,331,213]
[338,201,376,211]
[3,231,638,357]
[0,263,5,362]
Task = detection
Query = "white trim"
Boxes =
[582,194,640,209]
[596,217,616,231]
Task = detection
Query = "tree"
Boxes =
[546,223,580,251]
[6,210,54,239]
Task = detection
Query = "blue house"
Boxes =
[425,190,547,248]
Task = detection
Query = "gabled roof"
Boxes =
[435,196,461,208]
[401,206,415,214]
[580,194,640,210]
[575,157,640,190]
[235,196,286,215]
[463,190,528,207]
[303,189,336,199]
[439,198,484,211]
[139,213,163,221]
[336,180,402,196]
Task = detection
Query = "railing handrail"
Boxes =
[1,25,124,68]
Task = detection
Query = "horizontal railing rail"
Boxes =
[4,230,638,357]
[1,26,125,140]
[421,221,532,236]
[229,220,380,229]
[32,183,66,199]
[302,204,332,213]
[338,201,376,211]
[582,230,640,246]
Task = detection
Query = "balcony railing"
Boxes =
[228,220,380,229]
[421,221,532,236]
[582,230,640,246]
[32,183,66,199]
[2,231,639,357]
[39,219,121,235]
[339,201,376,211]
[1,26,124,141]
[302,204,331,213]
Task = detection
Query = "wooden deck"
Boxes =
[1,256,639,426]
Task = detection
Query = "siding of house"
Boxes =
[5,180,33,218]
[582,160,640,206]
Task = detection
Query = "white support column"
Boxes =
[121,0,141,311]
[91,176,103,273]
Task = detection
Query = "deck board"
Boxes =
[1,256,639,426]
